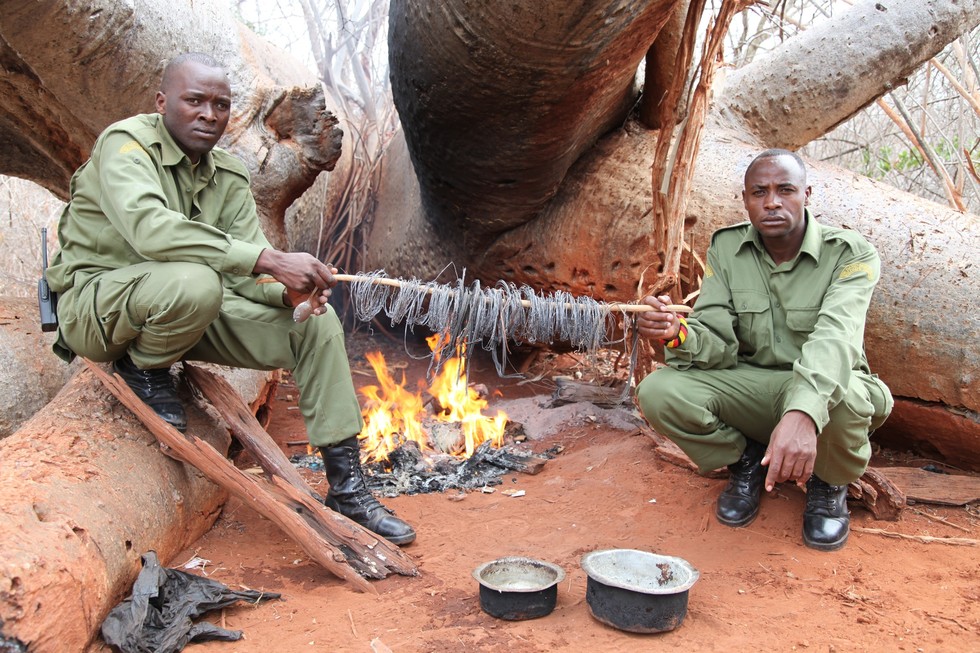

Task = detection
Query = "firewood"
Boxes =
[847,467,906,521]
[872,466,980,506]
[183,364,418,578]
[552,376,628,408]
[184,364,318,500]
[85,360,418,592]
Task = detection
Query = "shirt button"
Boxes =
[775,303,781,308]
[231,267,239,274]
[776,336,782,343]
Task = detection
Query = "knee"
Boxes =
[636,368,684,424]
[153,263,222,321]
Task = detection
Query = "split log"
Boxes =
[85,361,417,592]
[0,368,230,653]
[874,467,980,507]
[846,467,906,521]
[552,377,629,408]
[184,364,318,500]
[182,364,418,579]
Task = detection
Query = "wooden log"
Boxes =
[184,364,319,500]
[84,361,415,592]
[183,364,418,579]
[0,368,229,653]
[847,467,906,521]
[872,467,980,507]
[552,377,629,408]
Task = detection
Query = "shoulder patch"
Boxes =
[839,262,875,281]
[703,262,714,278]
[119,140,148,156]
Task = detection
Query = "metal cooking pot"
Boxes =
[581,549,699,633]
[472,556,566,620]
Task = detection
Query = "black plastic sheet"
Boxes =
[101,552,281,653]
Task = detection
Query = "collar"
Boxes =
[153,114,217,181]
[736,209,822,264]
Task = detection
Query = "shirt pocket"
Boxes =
[785,305,821,349]
[732,289,771,347]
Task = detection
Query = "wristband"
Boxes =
[661,316,688,348]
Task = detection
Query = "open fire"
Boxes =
[358,335,508,464]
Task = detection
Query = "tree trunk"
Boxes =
[716,0,980,150]
[0,368,231,652]
[0,297,77,439]
[388,0,678,245]
[0,0,343,248]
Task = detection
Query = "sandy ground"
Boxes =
[153,333,977,653]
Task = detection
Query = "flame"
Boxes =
[357,336,507,463]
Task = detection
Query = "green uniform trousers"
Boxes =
[636,364,893,485]
[56,261,363,446]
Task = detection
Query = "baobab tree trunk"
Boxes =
[370,0,980,465]
[0,0,343,248]
[717,0,980,150]
[0,368,232,653]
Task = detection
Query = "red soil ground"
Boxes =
[162,333,978,653]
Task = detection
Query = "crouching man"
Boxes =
[635,149,892,551]
[45,52,415,545]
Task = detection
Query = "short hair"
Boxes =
[744,148,807,185]
[160,53,225,90]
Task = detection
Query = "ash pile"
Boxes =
[362,438,556,497]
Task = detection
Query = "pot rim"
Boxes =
[580,548,700,595]
[472,556,566,594]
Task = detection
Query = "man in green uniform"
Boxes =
[635,149,892,551]
[45,52,415,546]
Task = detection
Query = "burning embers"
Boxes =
[353,337,551,496]
[358,336,507,463]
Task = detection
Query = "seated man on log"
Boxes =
[635,149,892,551]
[44,52,415,546]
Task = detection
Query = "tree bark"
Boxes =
[0,368,231,652]
[0,0,343,248]
[716,0,980,150]
[0,297,77,439]
[388,0,678,245]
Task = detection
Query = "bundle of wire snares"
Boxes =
[344,270,636,384]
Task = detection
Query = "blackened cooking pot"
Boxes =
[581,549,699,633]
[472,557,566,620]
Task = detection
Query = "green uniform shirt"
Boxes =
[47,113,286,308]
[667,211,881,433]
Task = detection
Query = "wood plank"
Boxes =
[874,467,980,506]
[183,364,418,579]
[85,360,416,592]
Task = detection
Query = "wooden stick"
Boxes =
[182,364,418,580]
[84,359,396,592]
[258,273,694,313]
[852,527,978,547]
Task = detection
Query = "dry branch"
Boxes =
[852,527,979,547]
[83,360,416,593]
[183,363,418,579]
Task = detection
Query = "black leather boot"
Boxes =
[320,437,417,546]
[716,439,767,527]
[113,354,187,432]
[803,474,850,551]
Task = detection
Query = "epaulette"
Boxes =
[710,220,751,245]
[821,224,874,254]
[211,148,251,181]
